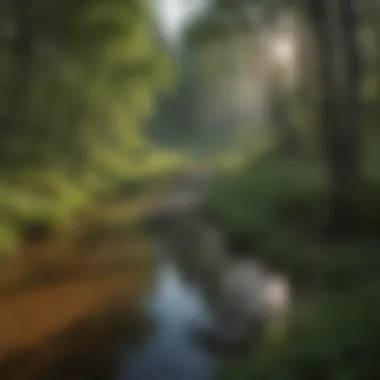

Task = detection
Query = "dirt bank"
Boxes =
[0,198,155,380]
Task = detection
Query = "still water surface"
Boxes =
[118,260,218,380]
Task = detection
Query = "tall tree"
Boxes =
[306,0,362,233]
[0,0,174,255]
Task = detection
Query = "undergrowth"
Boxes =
[204,142,380,379]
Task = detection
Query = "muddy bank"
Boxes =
[0,196,156,380]
[0,298,153,380]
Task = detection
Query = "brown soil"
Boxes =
[0,201,155,380]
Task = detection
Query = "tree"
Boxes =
[0,0,174,255]
[306,0,362,233]
[183,0,304,156]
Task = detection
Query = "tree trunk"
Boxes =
[268,73,301,156]
[0,0,34,167]
[307,0,361,235]
[335,0,362,222]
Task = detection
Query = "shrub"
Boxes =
[221,281,380,380]
[0,221,19,261]
[203,155,380,292]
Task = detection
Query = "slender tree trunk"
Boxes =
[326,0,361,232]
[268,71,301,156]
[336,0,362,211]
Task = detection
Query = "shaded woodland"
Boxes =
[2,0,380,379]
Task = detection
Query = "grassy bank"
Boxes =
[203,139,380,379]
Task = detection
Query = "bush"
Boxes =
[0,221,20,260]
[202,156,323,288]
[207,150,380,380]
[0,153,190,260]
[203,155,380,292]
[0,171,90,255]
[221,281,380,380]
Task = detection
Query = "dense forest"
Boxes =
[0,0,187,258]
[2,0,380,379]
[183,0,380,379]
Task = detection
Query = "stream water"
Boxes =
[117,173,220,380]
[118,259,218,380]
[117,170,290,380]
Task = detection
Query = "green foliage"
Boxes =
[203,155,325,288]
[0,221,19,261]
[220,281,380,380]
[195,0,380,378]
[0,0,176,255]
[185,10,243,48]
[206,140,380,380]
[204,149,380,292]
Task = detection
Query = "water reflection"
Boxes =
[118,261,217,380]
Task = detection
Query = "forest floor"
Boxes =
[0,194,160,380]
